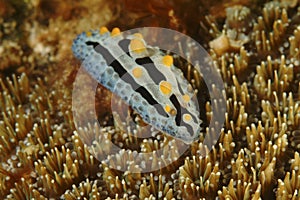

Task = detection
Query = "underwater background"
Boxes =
[0,0,300,199]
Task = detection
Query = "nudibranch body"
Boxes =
[72,27,201,143]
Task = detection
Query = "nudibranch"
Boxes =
[72,27,202,144]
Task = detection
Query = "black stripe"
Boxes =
[170,94,195,137]
[170,94,182,126]
[85,41,98,48]
[118,39,131,56]
[86,41,167,117]
[86,41,126,76]
[173,78,199,124]
[135,57,166,85]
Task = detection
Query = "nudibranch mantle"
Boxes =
[72,27,202,144]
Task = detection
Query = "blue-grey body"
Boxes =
[72,28,202,143]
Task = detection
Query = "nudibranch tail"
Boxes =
[72,27,202,144]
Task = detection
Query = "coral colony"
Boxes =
[0,0,300,199]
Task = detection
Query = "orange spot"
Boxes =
[170,109,177,116]
[165,105,176,116]
[133,33,143,39]
[132,67,143,78]
[111,27,121,36]
[183,94,190,102]
[100,26,109,35]
[162,55,173,67]
[159,81,172,95]
[129,39,146,53]
[165,105,171,113]
[86,31,92,37]
[183,114,192,122]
